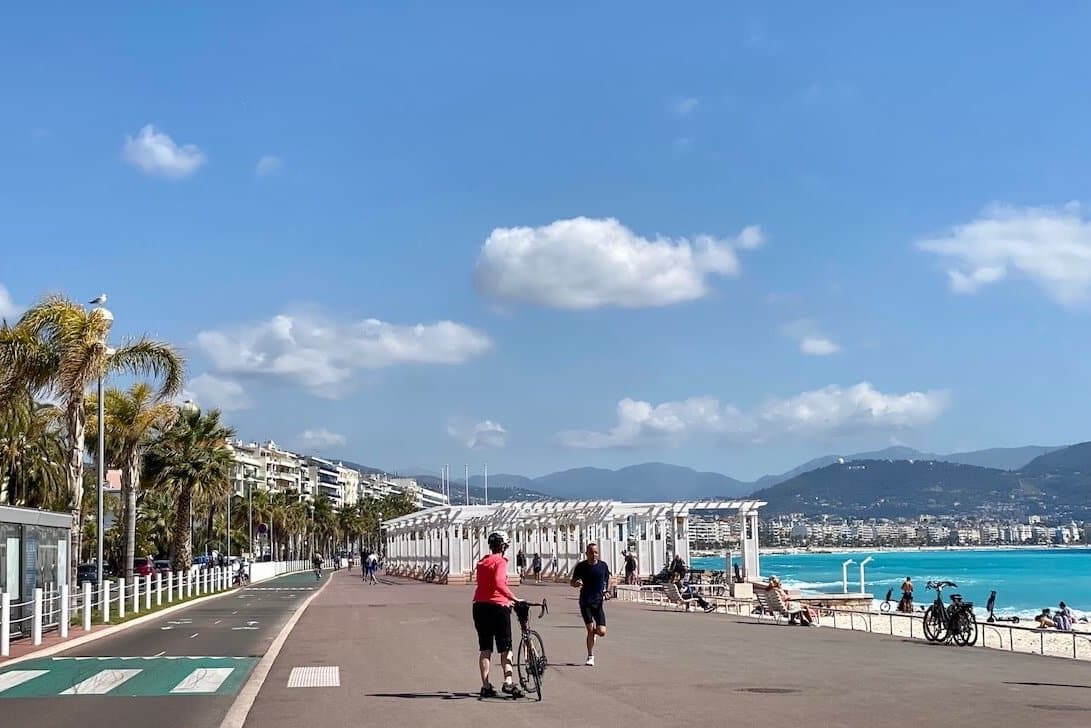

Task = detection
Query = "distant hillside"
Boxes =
[525,462,750,502]
[751,451,1091,519]
[1020,442,1091,476]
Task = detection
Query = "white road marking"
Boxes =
[170,667,235,694]
[0,670,49,693]
[153,651,166,657]
[190,633,200,639]
[286,666,340,688]
[60,669,142,695]
[231,611,239,615]
[214,620,222,625]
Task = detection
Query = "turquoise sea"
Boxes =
[692,547,1091,619]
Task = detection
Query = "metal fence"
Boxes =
[613,584,1091,662]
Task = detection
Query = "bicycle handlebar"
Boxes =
[925,580,958,590]
[515,599,549,619]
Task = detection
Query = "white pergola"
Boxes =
[382,499,765,583]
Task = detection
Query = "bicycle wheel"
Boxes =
[515,631,546,701]
[880,601,892,613]
[922,605,947,642]
[952,609,978,646]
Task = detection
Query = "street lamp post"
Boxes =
[181,400,199,565]
[91,302,113,586]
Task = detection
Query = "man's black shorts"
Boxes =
[579,600,606,627]
[473,601,513,652]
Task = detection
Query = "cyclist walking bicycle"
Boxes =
[472,531,524,699]
[312,553,323,581]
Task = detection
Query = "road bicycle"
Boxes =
[880,588,894,613]
[922,580,978,646]
[513,599,549,701]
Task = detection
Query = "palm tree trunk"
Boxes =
[171,485,194,571]
[122,454,139,579]
[66,396,87,570]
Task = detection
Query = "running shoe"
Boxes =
[501,683,525,699]
[480,683,497,698]
[585,655,595,666]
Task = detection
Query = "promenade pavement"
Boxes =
[242,572,1091,728]
[0,569,328,728]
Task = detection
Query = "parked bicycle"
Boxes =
[880,587,894,613]
[922,580,978,646]
[423,564,438,582]
[513,599,549,701]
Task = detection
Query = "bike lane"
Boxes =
[0,569,328,728]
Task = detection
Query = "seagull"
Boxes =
[88,294,107,305]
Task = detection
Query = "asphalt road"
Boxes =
[242,574,1091,728]
[0,569,327,728]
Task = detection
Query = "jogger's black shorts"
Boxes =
[580,600,606,627]
[473,602,513,653]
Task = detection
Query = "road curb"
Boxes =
[220,570,336,728]
[0,568,313,669]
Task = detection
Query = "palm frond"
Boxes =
[110,339,185,399]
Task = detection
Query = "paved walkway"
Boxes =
[244,572,1091,728]
[0,570,325,728]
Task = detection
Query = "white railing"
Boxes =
[613,585,1091,662]
[1,559,311,656]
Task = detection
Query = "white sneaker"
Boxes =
[585,655,595,667]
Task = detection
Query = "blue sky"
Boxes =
[4,3,1091,481]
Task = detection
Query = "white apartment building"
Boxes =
[338,465,360,507]
[229,440,305,499]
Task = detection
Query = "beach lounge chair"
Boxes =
[664,582,700,612]
[754,588,807,625]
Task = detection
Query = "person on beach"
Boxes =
[1056,602,1075,631]
[1035,608,1056,629]
[571,542,611,666]
[531,553,542,583]
[767,576,815,626]
[472,531,524,699]
[898,577,914,613]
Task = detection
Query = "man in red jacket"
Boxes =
[473,531,524,698]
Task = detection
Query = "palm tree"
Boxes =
[144,407,234,571]
[0,297,183,560]
[88,383,177,578]
[0,389,66,508]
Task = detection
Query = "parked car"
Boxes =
[133,559,155,577]
[193,555,211,570]
[75,563,114,584]
[154,560,172,576]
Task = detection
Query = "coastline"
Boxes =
[692,543,1091,558]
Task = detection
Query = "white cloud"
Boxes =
[299,428,347,449]
[672,97,699,117]
[256,155,283,177]
[447,419,507,449]
[182,373,251,412]
[559,382,948,449]
[122,124,205,179]
[0,284,23,319]
[196,312,492,398]
[474,217,765,310]
[916,203,1091,305]
[781,319,841,356]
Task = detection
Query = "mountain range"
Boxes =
[413,444,1064,503]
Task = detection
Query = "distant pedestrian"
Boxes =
[571,542,611,666]
[899,577,914,613]
[516,549,526,578]
[549,551,558,576]
[670,554,687,582]
[366,551,379,584]
[624,551,638,585]
[531,553,542,583]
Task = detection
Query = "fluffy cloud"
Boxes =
[559,382,948,449]
[196,312,492,398]
[447,419,507,449]
[917,202,1091,305]
[123,124,205,178]
[474,217,765,309]
[299,428,347,449]
[256,155,283,177]
[182,373,251,412]
[781,319,841,356]
[0,284,22,319]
